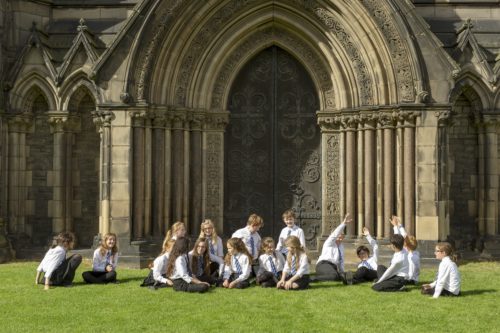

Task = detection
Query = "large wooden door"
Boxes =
[224,46,322,248]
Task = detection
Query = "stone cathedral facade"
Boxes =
[1,0,499,264]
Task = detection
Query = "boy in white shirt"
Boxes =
[232,213,263,276]
[372,233,409,292]
[391,216,420,284]
[341,227,378,285]
[276,209,305,256]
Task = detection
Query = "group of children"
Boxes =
[36,210,461,298]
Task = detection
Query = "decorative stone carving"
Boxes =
[7,113,34,133]
[325,133,340,232]
[360,0,415,103]
[47,113,81,133]
[92,110,115,129]
[205,133,223,219]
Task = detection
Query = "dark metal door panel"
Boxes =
[225,47,321,248]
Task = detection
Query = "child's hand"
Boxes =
[105,265,113,272]
[343,214,352,224]
[284,280,293,290]
[362,227,370,236]
[222,279,230,288]
[228,281,238,289]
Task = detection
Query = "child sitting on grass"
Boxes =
[277,236,310,290]
[421,242,461,298]
[82,233,119,284]
[372,234,409,292]
[391,216,420,284]
[341,227,378,285]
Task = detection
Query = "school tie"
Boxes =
[249,236,255,257]
[209,240,215,255]
[291,256,297,275]
[362,260,373,270]
[186,255,192,277]
[282,229,292,255]
[268,255,279,277]
[338,249,343,271]
[105,251,112,266]
[233,256,242,276]
[287,228,292,237]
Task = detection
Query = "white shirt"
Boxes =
[430,256,461,298]
[36,245,66,279]
[257,251,285,276]
[223,252,251,283]
[152,253,170,284]
[357,235,378,271]
[232,227,261,260]
[206,236,224,258]
[169,255,192,283]
[317,222,346,271]
[276,225,306,254]
[92,248,118,272]
[393,225,420,282]
[376,249,409,284]
[283,252,309,278]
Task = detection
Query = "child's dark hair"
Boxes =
[356,245,370,256]
[390,234,405,250]
[166,237,190,276]
[53,231,75,249]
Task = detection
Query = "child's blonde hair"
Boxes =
[224,237,252,266]
[99,233,118,256]
[161,239,176,255]
[436,242,458,263]
[282,209,295,219]
[199,219,218,243]
[285,235,305,267]
[162,221,185,251]
[247,213,263,227]
[405,235,418,251]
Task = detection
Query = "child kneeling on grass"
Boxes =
[421,242,461,298]
[166,237,210,293]
[277,236,310,290]
[222,238,253,289]
[35,231,82,290]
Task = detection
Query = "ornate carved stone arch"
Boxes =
[60,75,101,112]
[9,73,57,112]
[449,76,491,115]
[208,26,335,111]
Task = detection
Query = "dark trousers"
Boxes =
[50,254,82,286]
[421,286,459,297]
[197,273,216,285]
[257,271,281,288]
[281,274,310,290]
[172,278,209,293]
[315,261,341,281]
[82,270,117,284]
[371,265,406,292]
[352,266,378,284]
[227,273,250,289]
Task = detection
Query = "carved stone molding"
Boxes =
[205,112,229,131]
[324,133,340,231]
[47,112,81,133]
[360,0,415,103]
[205,132,223,219]
[7,113,34,133]
[92,110,115,128]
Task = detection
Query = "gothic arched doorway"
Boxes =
[224,46,322,248]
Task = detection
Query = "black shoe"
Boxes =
[339,273,348,285]
[345,271,353,285]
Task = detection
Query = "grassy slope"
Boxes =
[0,261,499,333]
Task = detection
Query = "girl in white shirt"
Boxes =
[391,216,421,284]
[35,231,82,290]
[199,219,224,275]
[141,239,176,289]
[189,238,216,285]
[161,221,186,253]
[277,236,310,290]
[256,237,285,288]
[222,237,252,289]
[422,242,461,298]
[82,233,119,284]
[166,237,210,293]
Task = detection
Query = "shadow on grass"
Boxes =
[308,282,343,289]
[460,289,497,297]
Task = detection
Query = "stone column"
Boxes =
[376,116,384,238]
[363,116,376,233]
[92,110,115,236]
[131,111,146,239]
[396,116,404,220]
[164,115,173,234]
[152,115,165,237]
[483,117,499,235]
[190,112,204,234]
[403,113,417,235]
[183,116,190,231]
[477,121,486,236]
[144,117,152,237]
[381,114,395,238]
[357,117,364,236]
[7,114,32,234]
[343,116,357,236]
[172,112,186,222]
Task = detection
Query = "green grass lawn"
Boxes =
[1,261,499,333]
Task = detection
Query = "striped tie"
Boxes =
[287,228,292,237]
[209,240,215,255]
[291,256,297,275]
[338,249,343,270]
[233,256,242,276]
[105,251,111,266]
[283,229,292,255]
[250,236,255,257]
[268,255,278,277]
[198,257,204,276]
[186,255,192,277]
[363,260,373,270]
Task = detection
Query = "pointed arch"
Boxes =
[59,71,101,112]
[9,72,58,112]
[449,73,492,113]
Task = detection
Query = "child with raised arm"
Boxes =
[391,215,420,284]
[161,221,186,252]
[232,213,263,275]
[222,237,253,289]
[314,214,351,281]
[257,237,285,288]
[35,231,82,290]
[276,209,306,256]
[421,242,461,298]
[82,233,119,284]
[341,227,378,285]
[372,234,409,292]
[277,236,310,290]
[166,237,210,293]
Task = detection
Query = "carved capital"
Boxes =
[205,112,229,131]
[47,112,81,133]
[7,113,34,133]
[129,109,153,127]
[92,110,115,128]
[317,114,342,131]
[435,110,452,127]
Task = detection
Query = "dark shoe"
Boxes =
[339,273,348,285]
[398,285,408,292]
[62,283,73,288]
[345,271,353,285]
